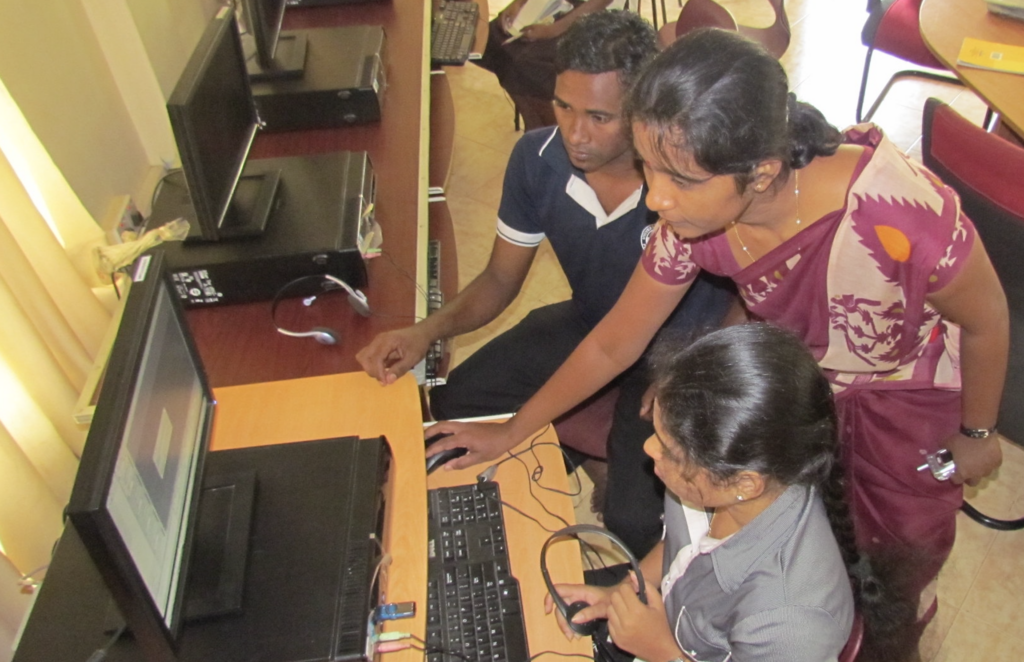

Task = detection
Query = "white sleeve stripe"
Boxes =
[496,219,545,247]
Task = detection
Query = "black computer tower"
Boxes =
[147,151,374,307]
[252,26,386,132]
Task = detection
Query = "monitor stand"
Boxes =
[184,471,256,621]
[243,32,309,83]
[217,169,281,239]
[151,167,281,242]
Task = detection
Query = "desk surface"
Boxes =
[211,372,591,661]
[920,0,1024,136]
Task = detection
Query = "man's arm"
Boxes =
[356,237,538,384]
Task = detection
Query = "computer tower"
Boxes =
[252,26,386,132]
[148,151,374,307]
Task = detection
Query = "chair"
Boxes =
[838,610,864,662]
[856,0,962,123]
[660,0,790,59]
[551,385,620,459]
[921,98,1024,447]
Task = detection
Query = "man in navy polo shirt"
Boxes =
[357,11,733,556]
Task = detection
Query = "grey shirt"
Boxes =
[661,485,854,662]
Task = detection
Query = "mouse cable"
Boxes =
[479,489,606,572]
[408,633,472,661]
[482,426,584,499]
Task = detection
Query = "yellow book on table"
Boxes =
[957,37,1024,75]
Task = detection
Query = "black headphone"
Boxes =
[540,524,647,636]
[270,274,371,345]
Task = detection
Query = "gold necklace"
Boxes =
[731,170,802,265]
[731,222,755,264]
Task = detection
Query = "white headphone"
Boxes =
[270,274,370,345]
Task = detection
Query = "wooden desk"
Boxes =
[920,0,1024,135]
[186,0,458,388]
[212,373,589,661]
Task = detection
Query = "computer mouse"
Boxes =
[425,447,468,474]
[565,600,600,636]
[425,431,454,448]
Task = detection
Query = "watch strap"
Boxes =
[960,424,997,439]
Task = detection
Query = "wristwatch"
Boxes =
[960,424,998,439]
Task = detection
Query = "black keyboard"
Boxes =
[431,1,479,66]
[426,482,529,662]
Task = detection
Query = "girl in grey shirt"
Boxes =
[546,324,918,661]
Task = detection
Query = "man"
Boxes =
[357,10,733,557]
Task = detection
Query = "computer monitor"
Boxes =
[164,5,279,242]
[67,251,214,661]
[240,0,308,82]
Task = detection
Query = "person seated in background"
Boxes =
[546,324,918,662]
[475,0,623,130]
[356,11,735,558]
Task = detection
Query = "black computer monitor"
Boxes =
[164,6,279,242]
[240,0,308,82]
[67,251,214,661]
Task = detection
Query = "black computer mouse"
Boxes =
[425,431,454,448]
[425,447,468,474]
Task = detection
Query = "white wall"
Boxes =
[0,0,220,224]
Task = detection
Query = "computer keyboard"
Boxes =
[431,1,480,67]
[426,481,529,662]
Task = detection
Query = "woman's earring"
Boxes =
[736,495,744,502]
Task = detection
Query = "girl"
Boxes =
[545,324,914,661]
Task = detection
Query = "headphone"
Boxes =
[540,524,647,636]
[270,274,371,345]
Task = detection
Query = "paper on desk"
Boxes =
[506,0,629,37]
[507,0,572,37]
[987,0,1024,22]
[958,37,1024,75]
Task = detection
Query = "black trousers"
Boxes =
[429,301,665,557]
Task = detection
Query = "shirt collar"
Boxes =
[539,127,643,228]
[709,484,814,593]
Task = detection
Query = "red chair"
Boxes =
[660,0,790,59]
[921,98,1024,445]
[552,386,619,459]
[838,610,864,662]
[856,0,962,123]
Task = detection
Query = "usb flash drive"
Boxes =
[375,602,416,621]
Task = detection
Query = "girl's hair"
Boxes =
[650,324,918,661]
[626,28,843,190]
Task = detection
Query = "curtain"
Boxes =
[0,97,114,660]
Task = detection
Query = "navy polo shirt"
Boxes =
[497,126,732,330]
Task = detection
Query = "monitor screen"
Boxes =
[67,251,213,659]
[166,6,260,242]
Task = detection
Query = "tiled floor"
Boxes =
[440,1,1024,659]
